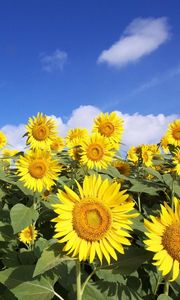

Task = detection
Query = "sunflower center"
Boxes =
[172,127,180,140]
[73,147,81,160]
[51,142,59,150]
[24,228,33,239]
[32,124,50,141]
[29,160,47,178]
[99,122,115,136]
[162,223,180,261]
[73,201,111,241]
[87,144,104,161]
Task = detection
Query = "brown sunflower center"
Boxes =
[29,160,47,178]
[24,227,33,239]
[72,201,111,241]
[73,146,81,161]
[172,127,180,140]
[99,121,115,136]
[87,143,104,161]
[32,124,50,141]
[51,142,59,151]
[114,162,130,176]
[162,223,180,261]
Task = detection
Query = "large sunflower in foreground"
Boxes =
[52,175,138,263]
[26,113,58,149]
[144,197,180,281]
[19,225,38,245]
[93,112,124,146]
[16,149,61,192]
[166,119,180,147]
[80,133,115,169]
[0,131,7,149]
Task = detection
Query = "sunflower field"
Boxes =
[0,112,180,300]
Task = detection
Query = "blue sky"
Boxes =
[0,0,180,128]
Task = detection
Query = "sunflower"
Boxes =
[0,131,7,149]
[19,225,38,245]
[92,112,124,145]
[144,197,180,281]
[127,146,139,163]
[166,119,180,147]
[50,136,65,152]
[112,159,131,177]
[141,145,153,167]
[161,135,170,153]
[52,175,138,263]
[66,128,88,148]
[2,149,19,157]
[148,144,160,155]
[80,133,114,169]
[16,149,61,192]
[26,113,58,149]
[173,149,180,175]
[42,189,51,201]
[1,149,19,165]
[68,146,82,161]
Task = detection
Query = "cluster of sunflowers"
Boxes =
[0,112,180,299]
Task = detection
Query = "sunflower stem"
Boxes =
[137,193,141,212]
[53,291,64,300]
[164,279,169,295]
[81,268,96,295]
[76,260,82,300]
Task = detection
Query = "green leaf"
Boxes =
[157,294,173,300]
[0,265,63,300]
[98,247,153,276]
[0,224,14,241]
[12,277,55,300]
[162,174,173,189]
[174,182,180,197]
[0,265,34,288]
[33,243,73,277]
[129,182,158,195]
[82,283,109,300]
[143,167,163,182]
[0,283,17,300]
[16,182,34,196]
[10,204,39,234]
[100,166,122,179]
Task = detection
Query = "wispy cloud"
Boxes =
[40,49,68,72]
[98,17,170,68]
[133,65,180,94]
[1,105,178,151]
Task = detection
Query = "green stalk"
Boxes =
[164,279,169,295]
[137,192,142,212]
[76,260,82,300]
[81,268,96,295]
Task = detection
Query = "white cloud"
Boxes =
[40,49,68,72]
[98,17,170,68]
[1,124,26,151]
[1,106,178,152]
[115,112,178,151]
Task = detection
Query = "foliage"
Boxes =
[0,113,180,299]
